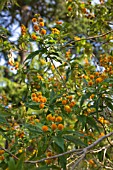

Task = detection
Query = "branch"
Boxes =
[0,146,19,160]
[71,131,113,169]
[25,131,113,164]
[49,57,66,87]
[64,30,113,47]
[25,149,83,163]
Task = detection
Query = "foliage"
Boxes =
[0,0,113,169]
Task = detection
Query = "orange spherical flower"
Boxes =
[41,29,46,35]
[0,156,5,161]
[31,93,36,97]
[69,101,76,108]
[45,159,52,164]
[90,94,95,99]
[51,116,55,122]
[109,70,113,75]
[98,132,105,138]
[32,18,37,23]
[58,124,64,130]
[51,123,57,130]
[31,34,38,40]
[35,119,40,123]
[32,96,37,102]
[64,105,71,113]
[56,21,62,25]
[95,72,100,76]
[39,22,44,27]
[37,75,43,80]
[90,75,94,79]
[88,81,93,86]
[55,116,63,122]
[34,25,40,31]
[68,6,72,11]
[0,150,5,155]
[39,103,45,109]
[96,77,103,83]
[46,151,53,157]
[88,159,95,165]
[42,125,48,132]
[21,24,27,35]
[62,99,67,105]
[67,95,73,101]
[40,97,44,103]
[38,17,43,22]
[46,114,53,121]
[98,117,104,123]
[41,97,47,103]
[35,97,40,103]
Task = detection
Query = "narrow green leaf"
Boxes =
[24,49,46,62]
[80,92,91,106]
[8,157,16,170]
[16,154,24,170]
[53,136,64,151]
[59,155,66,169]
[64,135,86,146]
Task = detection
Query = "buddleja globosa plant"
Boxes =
[0,0,113,169]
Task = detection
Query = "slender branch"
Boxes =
[64,30,113,47]
[25,149,83,163]
[25,131,113,164]
[0,146,19,160]
[49,57,66,87]
[71,151,86,170]
[71,132,113,169]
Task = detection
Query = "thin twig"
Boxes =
[49,57,66,87]
[0,146,19,160]
[25,149,83,163]
[63,30,113,47]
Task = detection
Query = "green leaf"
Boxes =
[53,136,64,151]
[86,117,100,132]
[24,49,46,62]
[35,166,49,170]
[59,155,66,169]
[25,102,39,110]
[105,101,113,111]
[64,135,86,146]
[8,157,16,170]
[77,115,87,129]
[16,154,24,170]
[80,92,91,106]
[0,115,7,123]
[0,0,7,11]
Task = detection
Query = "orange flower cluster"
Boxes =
[45,151,54,164]
[41,29,46,35]
[31,34,38,40]
[61,95,76,112]
[21,24,27,35]
[31,92,47,109]
[51,123,64,131]
[42,125,48,132]
[56,21,62,25]
[46,114,64,131]
[32,15,46,36]
[27,115,40,125]
[68,6,72,11]
[64,105,71,113]
[0,150,5,155]
[98,117,109,124]
[51,28,60,34]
